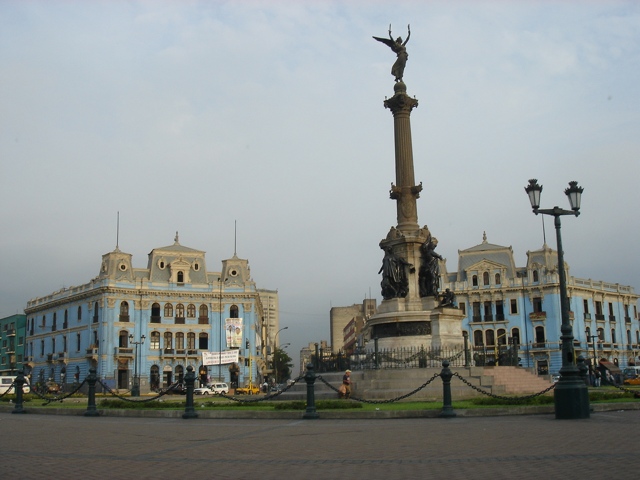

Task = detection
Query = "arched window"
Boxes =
[175,304,185,324]
[230,305,239,318]
[495,273,501,285]
[177,271,184,283]
[497,329,507,345]
[473,330,483,346]
[150,331,160,349]
[151,303,161,323]
[164,303,173,317]
[187,304,196,318]
[511,327,520,345]
[119,301,130,322]
[199,332,209,350]
[176,332,185,351]
[164,332,173,351]
[472,275,478,287]
[187,332,196,350]
[533,270,539,282]
[199,304,209,324]
[483,272,490,286]
[119,331,129,348]
[485,329,495,346]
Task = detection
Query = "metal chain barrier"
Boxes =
[316,373,442,404]
[97,379,182,403]
[217,376,306,403]
[452,372,556,402]
[609,383,640,397]
[27,379,89,405]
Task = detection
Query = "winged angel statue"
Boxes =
[373,24,411,82]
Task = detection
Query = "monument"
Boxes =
[368,25,464,350]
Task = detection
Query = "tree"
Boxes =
[273,347,293,384]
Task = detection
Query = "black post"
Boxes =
[84,367,99,417]
[577,355,589,387]
[463,331,470,367]
[182,365,198,419]
[11,369,26,414]
[374,336,379,369]
[303,363,319,419]
[440,360,456,418]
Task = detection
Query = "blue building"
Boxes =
[442,233,640,375]
[24,234,272,392]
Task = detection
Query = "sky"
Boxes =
[2,0,639,371]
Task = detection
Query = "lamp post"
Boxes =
[516,271,531,368]
[525,178,589,419]
[128,334,146,397]
[587,332,598,384]
[273,327,288,384]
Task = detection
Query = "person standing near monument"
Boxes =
[340,370,352,399]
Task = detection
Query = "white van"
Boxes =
[0,376,31,394]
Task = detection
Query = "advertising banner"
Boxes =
[201,349,240,366]
[225,318,243,348]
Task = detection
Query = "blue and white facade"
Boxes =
[24,235,272,392]
[441,234,640,375]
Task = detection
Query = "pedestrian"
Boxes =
[340,370,351,399]
[595,370,601,387]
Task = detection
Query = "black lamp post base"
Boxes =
[554,381,590,419]
[131,385,140,397]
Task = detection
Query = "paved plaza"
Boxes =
[2,410,640,479]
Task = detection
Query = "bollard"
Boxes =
[440,360,456,418]
[84,368,100,417]
[303,363,319,419]
[11,369,26,414]
[182,365,199,419]
[577,355,589,387]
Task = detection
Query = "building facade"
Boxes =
[441,234,640,375]
[330,299,376,353]
[0,314,26,376]
[24,235,275,392]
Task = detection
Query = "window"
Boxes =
[495,273,501,285]
[177,271,184,283]
[483,302,492,321]
[533,270,539,282]
[164,303,173,317]
[510,299,518,315]
[511,328,520,345]
[473,330,483,346]
[583,299,589,314]
[472,275,478,287]
[40,340,44,356]
[120,301,130,322]
[176,332,185,351]
[230,305,239,318]
[627,330,632,344]
[533,297,542,313]
[483,272,490,286]
[52,337,56,353]
[187,304,196,318]
[472,302,481,322]
[175,304,185,324]
[52,312,57,331]
[495,301,504,320]
[199,333,208,350]
[77,305,82,321]
[497,329,507,345]
[76,333,81,351]
[597,328,604,341]
[485,329,495,346]
[187,332,196,350]
[63,310,68,328]
[534,326,545,344]
[150,331,160,349]
[119,331,129,348]
[586,327,591,339]
[459,302,466,315]
[199,304,209,324]
[151,303,161,323]
[164,332,173,350]
[611,329,616,344]
[93,302,99,323]
[93,330,98,347]
[63,335,67,352]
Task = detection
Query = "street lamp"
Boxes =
[525,178,589,419]
[273,327,288,384]
[516,271,531,368]
[128,334,146,397]
[586,331,598,385]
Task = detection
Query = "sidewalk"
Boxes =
[2,408,640,479]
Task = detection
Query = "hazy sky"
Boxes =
[2,1,639,369]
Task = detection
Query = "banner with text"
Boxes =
[201,349,240,366]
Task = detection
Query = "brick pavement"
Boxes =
[2,410,639,479]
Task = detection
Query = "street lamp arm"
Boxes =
[533,207,580,217]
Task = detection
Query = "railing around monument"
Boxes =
[312,346,468,372]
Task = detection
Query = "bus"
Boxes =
[0,376,31,394]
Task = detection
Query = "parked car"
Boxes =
[235,383,261,395]
[194,383,229,395]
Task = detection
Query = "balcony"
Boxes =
[484,315,494,322]
[595,314,605,321]
[163,348,174,354]
[472,315,482,323]
[609,315,616,322]
[584,313,592,320]
[174,317,185,324]
[116,347,133,356]
[57,352,65,361]
[46,353,54,362]
[150,316,161,324]
[86,347,99,357]
[119,315,130,323]
[187,349,198,356]
[198,316,209,325]
[6,328,15,336]
[495,314,505,321]
[532,342,548,349]
[625,316,631,323]
[529,311,547,321]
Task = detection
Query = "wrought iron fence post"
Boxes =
[11,369,26,414]
[303,363,319,419]
[440,360,456,418]
[84,368,100,417]
[463,332,470,367]
[182,365,199,419]
[374,337,379,369]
